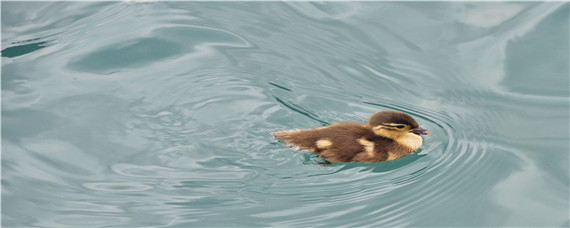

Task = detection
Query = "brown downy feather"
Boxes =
[271,111,428,163]
[272,122,416,163]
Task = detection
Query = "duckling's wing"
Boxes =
[271,122,373,154]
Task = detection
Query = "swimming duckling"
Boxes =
[271,111,430,163]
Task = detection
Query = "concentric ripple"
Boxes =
[2,2,568,227]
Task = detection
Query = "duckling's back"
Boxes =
[271,122,378,162]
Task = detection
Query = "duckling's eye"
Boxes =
[395,125,405,129]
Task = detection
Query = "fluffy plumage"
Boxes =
[271,111,429,163]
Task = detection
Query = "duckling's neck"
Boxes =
[395,133,423,151]
[373,128,423,151]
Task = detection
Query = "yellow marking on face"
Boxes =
[379,123,410,130]
[372,125,383,136]
[372,125,402,139]
[358,138,375,158]
[316,139,332,149]
[373,125,423,151]
[381,123,407,126]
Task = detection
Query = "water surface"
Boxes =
[2,2,569,227]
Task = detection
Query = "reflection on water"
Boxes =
[2,2,569,227]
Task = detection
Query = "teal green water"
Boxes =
[2,2,569,227]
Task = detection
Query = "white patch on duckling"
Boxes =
[358,138,375,158]
[316,139,332,149]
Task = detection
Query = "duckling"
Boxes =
[271,111,430,163]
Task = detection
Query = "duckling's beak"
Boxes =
[411,127,430,135]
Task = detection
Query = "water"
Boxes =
[2,2,568,227]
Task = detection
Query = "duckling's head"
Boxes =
[368,111,430,139]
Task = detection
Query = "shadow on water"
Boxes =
[1,41,48,58]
